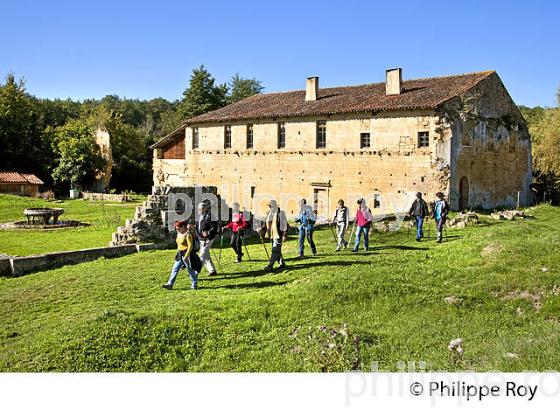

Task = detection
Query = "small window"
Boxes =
[374,193,381,209]
[418,131,429,148]
[224,125,232,149]
[316,121,326,149]
[192,127,199,149]
[246,124,253,149]
[360,132,370,149]
[277,123,286,149]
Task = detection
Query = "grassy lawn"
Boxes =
[0,194,140,256]
[0,204,559,372]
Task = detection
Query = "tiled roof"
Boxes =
[184,71,495,125]
[0,172,44,185]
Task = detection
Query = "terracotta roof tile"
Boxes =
[0,172,43,185]
[184,71,495,125]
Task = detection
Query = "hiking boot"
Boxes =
[264,265,273,272]
[364,247,369,252]
[343,242,348,249]
[415,238,421,242]
[208,271,218,277]
[312,252,317,257]
[191,283,198,290]
[235,255,242,263]
[436,238,442,243]
[298,254,304,259]
[351,248,358,253]
[161,284,173,290]
[278,263,287,270]
[335,247,341,252]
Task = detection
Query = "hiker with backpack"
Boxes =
[331,199,349,251]
[408,192,429,242]
[433,192,449,243]
[196,201,219,276]
[262,199,288,271]
[295,198,317,257]
[223,202,249,263]
[162,219,202,290]
[352,198,373,252]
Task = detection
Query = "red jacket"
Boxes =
[226,212,248,233]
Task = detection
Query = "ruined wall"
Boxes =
[153,112,451,219]
[443,73,532,210]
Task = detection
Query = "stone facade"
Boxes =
[152,72,532,219]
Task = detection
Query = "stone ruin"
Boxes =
[446,212,481,229]
[110,186,229,246]
[490,209,534,221]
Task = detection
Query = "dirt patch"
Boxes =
[481,243,503,258]
[498,290,542,312]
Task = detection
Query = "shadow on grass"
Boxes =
[210,260,373,281]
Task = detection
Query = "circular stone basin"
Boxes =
[23,208,64,225]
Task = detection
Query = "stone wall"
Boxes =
[83,192,129,202]
[153,112,448,219]
[2,243,171,277]
[444,73,532,209]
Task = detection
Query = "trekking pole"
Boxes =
[218,230,224,264]
[259,234,270,259]
[211,247,225,274]
[241,232,251,261]
[348,222,356,245]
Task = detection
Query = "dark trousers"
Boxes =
[436,217,446,240]
[230,231,244,257]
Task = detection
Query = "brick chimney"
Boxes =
[305,76,319,101]
[385,68,402,95]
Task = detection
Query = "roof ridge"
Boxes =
[237,70,496,97]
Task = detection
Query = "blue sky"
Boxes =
[1,0,558,106]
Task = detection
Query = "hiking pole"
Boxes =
[211,247,225,274]
[241,232,251,261]
[218,229,224,264]
[348,222,356,245]
[259,234,270,259]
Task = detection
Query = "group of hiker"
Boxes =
[162,192,449,290]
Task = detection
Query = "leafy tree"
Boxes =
[227,73,264,104]
[522,98,560,204]
[48,120,106,190]
[179,65,228,119]
[0,74,45,173]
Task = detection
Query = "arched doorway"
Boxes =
[459,176,469,210]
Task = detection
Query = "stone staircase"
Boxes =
[110,185,219,246]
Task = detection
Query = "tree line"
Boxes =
[519,86,560,204]
[0,65,263,195]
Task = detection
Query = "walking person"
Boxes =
[433,192,449,243]
[331,199,349,251]
[263,199,288,272]
[295,199,317,257]
[352,198,373,252]
[196,201,219,276]
[408,192,429,242]
[223,202,248,262]
[162,220,201,290]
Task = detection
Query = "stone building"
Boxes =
[151,69,532,221]
[0,172,44,196]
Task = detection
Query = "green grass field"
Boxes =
[1,196,559,372]
[0,194,140,256]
